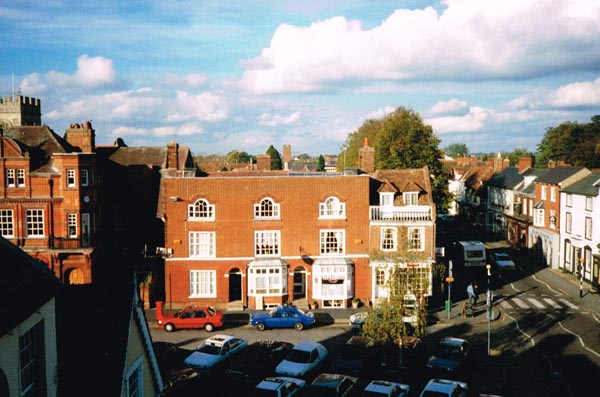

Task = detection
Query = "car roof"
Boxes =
[364,380,408,393]
[257,377,290,391]
[292,341,323,351]
[439,337,467,346]
[311,373,356,387]
[422,379,465,393]
[205,334,237,345]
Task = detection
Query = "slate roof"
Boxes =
[487,167,522,189]
[0,236,59,336]
[3,125,73,172]
[562,172,600,196]
[534,166,586,184]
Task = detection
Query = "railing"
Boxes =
[370,206,433,222]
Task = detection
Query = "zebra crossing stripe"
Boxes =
[499,300,512,309]
[558,298,578,310]
[543,298,562,309]
[512,298,530,309]
[527,298,545,309]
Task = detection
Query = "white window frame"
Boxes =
[68,213,78,238]
[407,227,424,251]
[550,186,557,202]
[254,230,280,257]
[403,192,419,205]
[566,194,572,207]
[189,231,216,258]
[188,199,215,221]
[586,196,593,211]
[80,169,89,187]
[248,266,287,295]
[379,192,394,207]
[6,169,15,187]
[254,197,280,219]
[190,270,216,297]
[380,227,397,251]
[0,209,14,237]
[19,321,45,397]
[319,229,345,255]
[534,209,545,227]
[17,169,25,187]
[312,263,353,302]
[67,169,76,187]
[541,185,547,200]
[585,217,592,240]
[26,209,44,237]
[549,209,557,229]
[565,212,572,234]
[319,196,346,219]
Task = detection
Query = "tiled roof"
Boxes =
[534,166,586,184]
[371,167,433,206]
[562,172,600,196]
[3,125,73,171]
[0,236,59,336]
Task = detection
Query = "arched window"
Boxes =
[319,196,346,218]
[254,198,280,219]
[188,199,215,220]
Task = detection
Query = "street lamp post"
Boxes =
[486,263,492,356]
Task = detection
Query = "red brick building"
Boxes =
[160,144,436,310]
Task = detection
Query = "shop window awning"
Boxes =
[248,259,288,267]
[313,258,353,266]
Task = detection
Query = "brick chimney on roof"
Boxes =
[64,121,95,153]
[166,141,179,169]
[518,157,532,173]
[256,154,271,171]
[358,137,375,173]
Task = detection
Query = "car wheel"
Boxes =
[294,322,304,331]
[205,323,214,332]
[165,323,175,332]
[255,322,266,331]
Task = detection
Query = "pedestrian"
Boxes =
[467,282,477,306]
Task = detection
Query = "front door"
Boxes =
[229,270,242,301]
[293,267,306,298]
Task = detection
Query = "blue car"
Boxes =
[250,305,315,331]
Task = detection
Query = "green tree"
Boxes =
[266,145,283,170]
[226,150,253,164]
[340,107,451,212]
[443,143,469,158]
[506,148,535,167]
[317,155,325,171]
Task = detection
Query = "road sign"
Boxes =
[445,276,454,283]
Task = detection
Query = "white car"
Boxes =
[490,252,516,270]
[184,334,247,374]
[275,341,328,377]
[362,380,410,397]
[419,378,468,397]
[252,376,307,397]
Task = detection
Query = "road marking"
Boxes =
[512,297,530,309]
[543,298,562,309]
[499,300,512,309]
[558,298,578,310]
[527,297,546,309]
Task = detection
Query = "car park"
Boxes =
[331,335,376,377]
[155,301,224,332]
[361,380,410,397]
[224,340,294,384]
[377,336,425,376]
[306,373,358,397]
[250,305,316,331]
[252,376,307,397]
[426,337,471,377]
[275,341,328,378]
[184,334,247,374]
[419,378,468,397]
[489,252,516,270]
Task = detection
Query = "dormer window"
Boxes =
[319,196,346,218]
[379,192,394,207]
[188,199,215,221]
[403,192,419,205]
[254,197,280,219]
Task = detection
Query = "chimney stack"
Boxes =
[358,138,375,173]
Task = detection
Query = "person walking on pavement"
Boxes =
[467,282,478,306]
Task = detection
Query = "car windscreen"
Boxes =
[434,343,464,359]
[197,344,221,355]
[285,348,311,363]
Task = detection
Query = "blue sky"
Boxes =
[2,1,600,157]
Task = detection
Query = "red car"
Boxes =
[155,301,224,332]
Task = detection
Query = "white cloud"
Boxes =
[508,77,600,110]
[111,126,148,137]
[258,111,301,127]
[427,99,468,115]
[364,106,395,120]
[426,106,492,134]
[240,0,600,94]
[167,91,229,122]
[73,55,116,87]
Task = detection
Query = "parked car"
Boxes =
[361,380,410,397]
[331,335,377,377]
[306,373,358,397]
[250,305,316,331]
[224,340,294,384]
[419,378,468,397]
[426,337,471,376]
[489,252,516,270]
[184,334,247,374]
[275,341,328,378]
[252,376,307,397]
[155,301,224,332]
